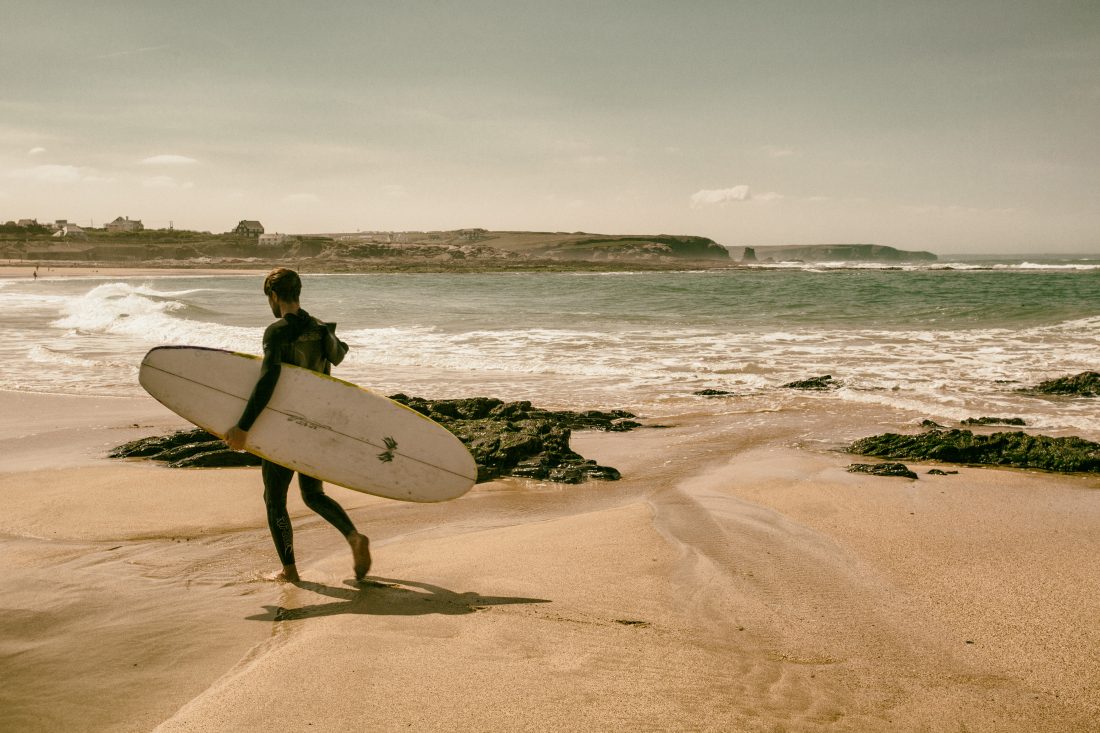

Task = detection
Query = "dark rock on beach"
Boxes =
[1021,371,1100,397]
[920,419,947,429]
[110,396,638,484]
[850,429,1100,474]
[174,450,264,468]
[961,417,1027,426]
[782,375,838,391]
[846,462,918,479]
[108,428,219,459]
[927,469,959,475]
[111,430,263,468]
[387,395,635,482]
[693,389,735,397]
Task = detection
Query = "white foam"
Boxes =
[995,262,1100,271]
[5,274,1100,436]
[741,260,1100,272]
[28,345,101,369]
[50,282,253,351]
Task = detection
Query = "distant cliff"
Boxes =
[731,244,937,263]
[477,232,731,261]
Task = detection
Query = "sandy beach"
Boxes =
[2,386,1097,732]
[1,265,267,280]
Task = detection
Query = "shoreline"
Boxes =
[2,389,1097,730]
[0,260,748,279]
[0,264,269,279]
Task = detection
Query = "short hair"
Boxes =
[263,267,301,302]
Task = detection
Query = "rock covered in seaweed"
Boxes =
[849,429,1100,473]
[782,375,838,391]
[110,396,639,484]
[847,462,918,479]
[387,395,635,482]
[110,429,262,468]
[960,417,1026,426]
[1021,372,1100,397]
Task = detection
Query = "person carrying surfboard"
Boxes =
[225,268,371,583]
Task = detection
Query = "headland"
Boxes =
[1,222,937,273]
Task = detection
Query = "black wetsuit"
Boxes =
[238,309,352,567]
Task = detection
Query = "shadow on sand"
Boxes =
[246,576,550,622]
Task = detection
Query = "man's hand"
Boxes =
[224,425,248,451]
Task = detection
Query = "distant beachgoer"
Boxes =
[224,267,370,583]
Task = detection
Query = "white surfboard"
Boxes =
[138,346,478,502]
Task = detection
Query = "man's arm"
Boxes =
[225,322,284,449]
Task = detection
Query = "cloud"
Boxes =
[282,193,320,204]
[142,175,193,189]
[92,45,170,61]
[753,191,785,202]
[690,185,751,209]
[7,164,112,184]
[141,154,198,166]
[27,147,46,156]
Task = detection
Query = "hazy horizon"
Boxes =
[2,2,1097,255]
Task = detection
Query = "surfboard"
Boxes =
[138,345,478,502]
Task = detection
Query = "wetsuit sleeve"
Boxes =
[236,322,285,431]
[323,322,349,366]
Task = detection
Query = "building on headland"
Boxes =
[106,216,144,233]
[456,228,488,242]
[233,220,264,237]
[17,218,39,228]
[52,223,87,240]
[258,232,292,246]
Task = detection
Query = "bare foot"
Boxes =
[270,564,300,583]
[348,533,371,580]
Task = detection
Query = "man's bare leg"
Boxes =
[347,532,371,580]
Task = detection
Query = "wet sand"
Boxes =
[1,390,1097,731]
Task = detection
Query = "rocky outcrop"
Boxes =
[1022,372,1100,397]
[849,429,1100,473]
[110,397,640,484]
[961,417,1026,426]
[108,428,252,468]
[537,235,730,261]
[751,244,936,263]
[847,462,918,479]
[388,396,636,482]
[782,375,838,390]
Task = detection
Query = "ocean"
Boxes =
[3,258,1099,436]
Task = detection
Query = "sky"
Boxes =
[1,1,1098,254]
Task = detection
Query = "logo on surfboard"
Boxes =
[377,436,398,463]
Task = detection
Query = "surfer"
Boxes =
[225,268,372,583]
